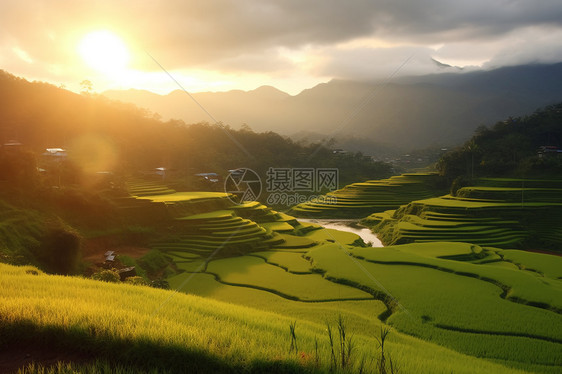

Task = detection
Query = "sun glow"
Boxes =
[78,30,130,74]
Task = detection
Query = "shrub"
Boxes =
[151,279,170,289]
[450,175,470,196]
[37,220,82,275]
[137,250,170,276]
[92,269,120,283]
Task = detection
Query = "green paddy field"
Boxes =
[2,176,561,373]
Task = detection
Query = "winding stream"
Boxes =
[298,219,384,247]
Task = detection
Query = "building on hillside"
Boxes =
[42,148,67,160]
[2,140,23,151]
[332,148,347,154]
[118,267,137,281]
[155,167,166,178]
[195,172,219,183]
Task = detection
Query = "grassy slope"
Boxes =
[122,179,560,373]
[6,178,561,373]
[0,263,534,374]
[306,243,562,372]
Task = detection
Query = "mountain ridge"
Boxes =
[103,63,562,151]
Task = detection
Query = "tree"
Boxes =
[36,221,82,275]
[80,79,93,95]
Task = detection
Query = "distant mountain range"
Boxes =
[104,63,562,153]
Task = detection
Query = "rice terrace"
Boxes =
[3,3,562,373]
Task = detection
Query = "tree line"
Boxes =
[0,70,392,189]
[436,102,562,183]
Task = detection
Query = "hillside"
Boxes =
[0,70,392,186]
[436,102,562,180]
[104,63,562,152]
[2,170,562,373]
[2,69,562,374]
[4,261,555,373]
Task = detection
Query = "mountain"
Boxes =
[104,63,562,152]
[104,85,291,129]
[0,70,392,187]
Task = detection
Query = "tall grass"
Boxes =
[1,263,534,373]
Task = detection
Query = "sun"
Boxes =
[78,30,130,73]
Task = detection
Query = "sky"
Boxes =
[2,0,562,96]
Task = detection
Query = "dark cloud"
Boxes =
[126,0,562,67]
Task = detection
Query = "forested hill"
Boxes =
[0,70,391,185]
[437,102,562,181]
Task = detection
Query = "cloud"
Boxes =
[119,0,562,71]
[2,0,562,90]
[309,45,448,81]
[484,25,562,68]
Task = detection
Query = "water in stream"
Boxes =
[298,219,384,247]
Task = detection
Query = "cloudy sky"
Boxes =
[2,0,562,95]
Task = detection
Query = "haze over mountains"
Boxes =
[104,63,562,154]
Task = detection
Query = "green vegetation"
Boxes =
[363,178,562,249]
[0,70,392,192]
[2,263,544,374]
[306,243,562,371]
[3,74,562,373]
[206,255,372,301]
[500,250,562,279]
[0,201,84,274]
[250,251,313,274]
[290,173,446,218]
[1,263,315,373]
[436,102,562,181]
[4,173,562,372]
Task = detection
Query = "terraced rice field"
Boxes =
[118,180,333,270]
[305,242,562,371]
[109,176,562,373]
[165,236,562,373]
[290,173,446,218]
[364,178,562,248]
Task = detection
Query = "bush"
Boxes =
[92,269,120,283]
[450,176,470,197]
[151,279,170,289]
[137,250,170,276]
[37,220,82,275]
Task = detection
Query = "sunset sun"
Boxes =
[78,30,130,73]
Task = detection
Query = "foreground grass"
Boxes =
[1,263,534,373]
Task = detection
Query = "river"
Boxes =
[298,219,384,247]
